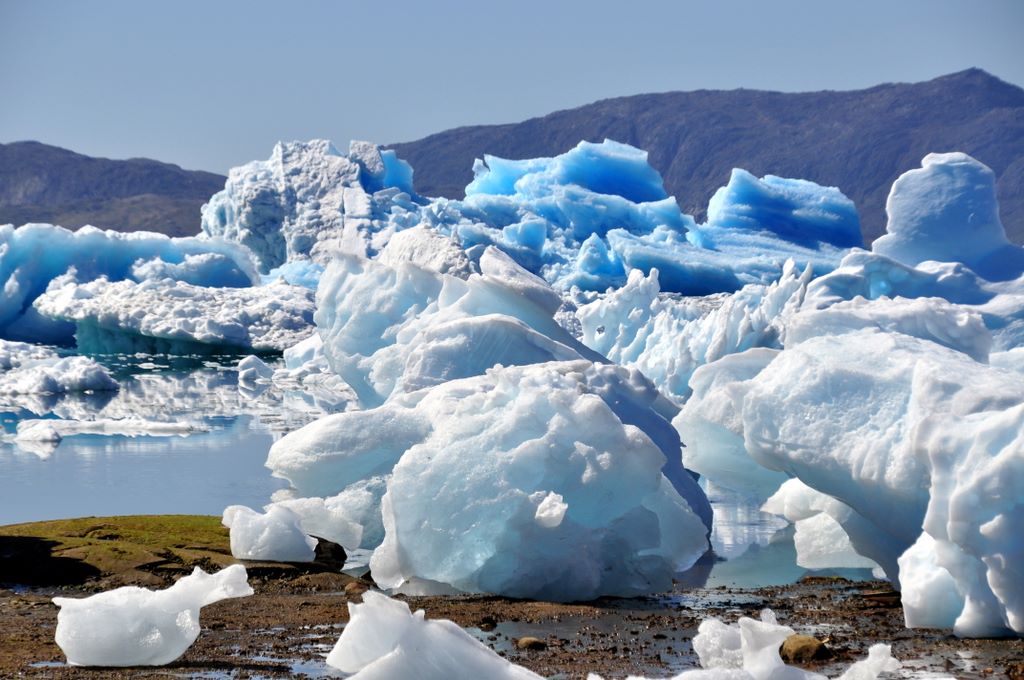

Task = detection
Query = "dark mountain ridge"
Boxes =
[0,141,226,237]
[389,69,1024,244]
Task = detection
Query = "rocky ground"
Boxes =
[1,516,1021,679]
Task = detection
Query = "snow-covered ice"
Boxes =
[0,352,118,395]
[53,564,253,667]
[0,223,256,344]
[35,277,314,353]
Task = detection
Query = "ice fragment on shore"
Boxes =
[222,505,317,562]
[53,564,252,667]
[326,590,543,679]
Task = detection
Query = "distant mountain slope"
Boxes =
[389,69,1024,245]
[0,141,225,236]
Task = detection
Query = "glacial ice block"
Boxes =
[677,323,1024,634]
[201,139,426,271]
[326,591,543,679]
[315,241,600,407]
[35,277,315,353]
[703,170,863,249]
[222,505,317,562]
[762,480,879,571]
[873,152,1024,280]
[589,608,900,680]
[268,361,711,600]
[0,223,257,343]
[53,564,253,667]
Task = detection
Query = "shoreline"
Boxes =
[1,515,1021,679]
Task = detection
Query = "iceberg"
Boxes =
[456,140,861,293]
[0,354,118,395]
[35,277,315,354]
[236,355,274,383]
[0,223,256,344]
[664,152,1024,636]
[873,152,1024,280]
[53,564,253,667]
[762,480,880,571]
[15,417,203,443]
[204,138,864,296]
[268,361,710,601]
[577,260,810,403]
[201,139,423,272]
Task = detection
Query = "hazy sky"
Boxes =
[2,0,1022,173]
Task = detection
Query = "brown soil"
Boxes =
[1,516,1021,679]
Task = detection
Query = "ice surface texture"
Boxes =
[268,361,710,601]
[0,223,256,344]
[35,276,314,353]
[53,565,252,667]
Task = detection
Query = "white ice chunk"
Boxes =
[53,564,252,667]
[35,278,315,353]
[222,505,317,562]
[15,417,203,441]
[533,491,568,528]
[237,355,274,384]
[326,590,542,679]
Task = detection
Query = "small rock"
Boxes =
[515,636,547,651]
[344,581,368,598]
[780,634,832,664]
[479,615,497,631]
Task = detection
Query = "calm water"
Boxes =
[0,353,874,588]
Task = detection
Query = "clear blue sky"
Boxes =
[2,0,1021,174]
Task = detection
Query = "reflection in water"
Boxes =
[0,354,352,525]
[675,480,876,588]
[0,417,286,525]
